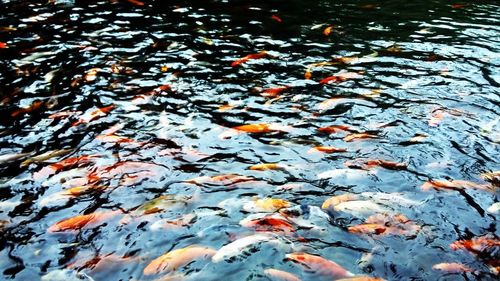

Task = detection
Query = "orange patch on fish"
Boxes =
[143,246,216,275]
[345,159,407,170]
[33,155,100,181]
[241,216,296,235]
[48,210,120,232]
[218,104,234,111]
[349,213,420,236]
[323,25,334,36]
[286,252,354,278]
[249,163,283,171]
[126,0,144,6]
[244,198,291,212]
[0,42,7,48]
[231,51,269,67]
[264,268,301,281]
[72,105,114,126]
[308,146,347,154]
[421,179,492,192]
[432,262,472,273]
[11,100,45,117]
[186,174,254,186]
[321,194,358,210]
[450,235,500,254]
[271,15,282,23]
[261,86,289,98]
[343,133,378,142]
[48,110,81,119]
[317,125,352,134]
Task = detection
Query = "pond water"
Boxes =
[0,0,499,280]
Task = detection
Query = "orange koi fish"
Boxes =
[264,268,301,281]
[126,0,145,6]
[271,15,283,23]
[231,51,269,67]
[432,262,472,273]
[243,198,291,213]
[321,194,358,210]
[241,216,296,235]
[317,125,353,134]
[323,25,334,36]
[33,155,100,181]
[249,163,284,171]
[186,174,254,186]
[345,159,407,170]
[48,210,120,232]
[261,86,289,98]
[319,76,346,84]
[72,105,114,126]
[0,42,7,48]
[421,179,492,192]
[349,213,420,236]
[450,235,500,254]
[308,146,347,154]
[143,246,216,275]
[11,100,45,117]
[286,252,354,278]
[219,123,291,139]
[343,133,378,142]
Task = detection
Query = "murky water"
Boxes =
[0,0,499,280]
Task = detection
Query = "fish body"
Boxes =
[212,234,278,262]
[343,133,378,142]
[432,262,471,273]
[21,149,73,167]
[48,210,120,232]
[317,125,352,134]
[308,146,347,153]
[286,252,354,278]
[144,246,216,275]
[231,51,269,67]
[243,198,291,213]
[264,268,301,281]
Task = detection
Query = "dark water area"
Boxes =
[0,0,499,280]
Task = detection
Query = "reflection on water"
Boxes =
[0,0,499,280]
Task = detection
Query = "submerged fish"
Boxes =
[286,252,354,278]
[348,213,420,236]
[317,125,353,134]
[432,262,472,273]
[231,51,269,67]
[240,215,296,236]
[421,179,493,192]
[243,198,291,213]
[344,159,407,170]
[143,246,216,275]
[212,234,281,262]
[72,105,114,127]
[20,149,73,167]
[264,268,301,281]
[261,86,290,98]
[343,133,378,142]
[450,235,500,255]
[308,146,347,154]
[249,163,284,171]
[48,210,121,232]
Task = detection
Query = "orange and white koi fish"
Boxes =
[231,51,269,67]
[240,215,296,236]
[343,133,378,142]
[317,125,353,134]
[349,213,420,236]
[308,146,347,154]
[421,179,492,192]
[72,105,114,126]
[33,155,100,180]
[323,25,334,36]
[319,72,362,84]
[186,174,254,186]
[450,235,500,254]
[219,123,291,139]
[264,268,301,281]
[212,234,280,262]
[243,198,291,213]
[286,252,354,278]
[48,210,121,232]
[143,246,216,275]
[344,159,407,170]
[261,86,289,98]
[11,100,45,117]
[432,262,472,273]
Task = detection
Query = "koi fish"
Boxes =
[271,15,282,23]
[308,146,347,154]
[345,159,407,170]
[219,123,291,139]
[67,253,139,272]
[348,213,420,236]
[186,174,254,186]
[20,149,73,167]
[450,235,500,254]
[261,86,289,98]
[33,155,100,181]
[481,171,499,184]
[249,163,284,171]
[421,179,492,192]
[126,0,145,6]
[212,234,280,262]
[323,198,389,217]
[0,152,31,165]
[317,125,353,134]
[240,215,296,236]
[0,42,7,48]
[72,105,114,127]
[337,277,385,281]
[11,100,45,117]
[343,133,378,142]
[48,110,81,119]
[243,198,291,213]
[135,195,189,215]
[143,246,216,275]
[323,25,334,36]
[432,262,472,273]
[319,76,346,84]
[264,268,301,281]
[286,252,354,278]
[231,51,269,67]
[48,210,120,232]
